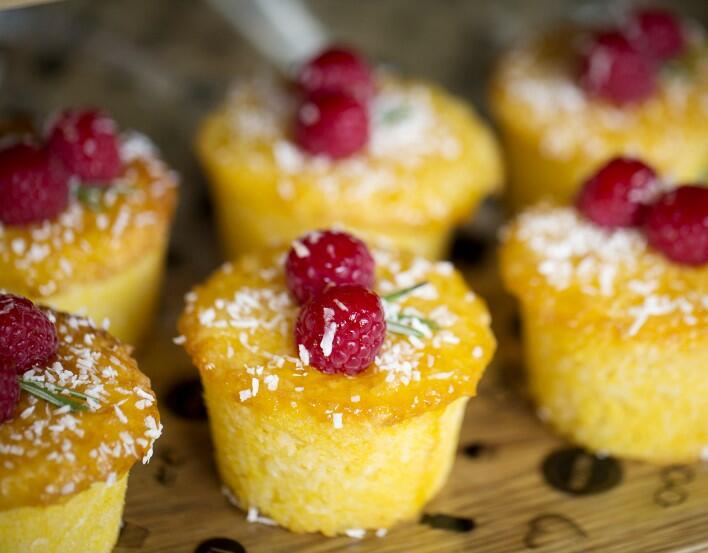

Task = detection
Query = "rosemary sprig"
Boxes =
[382,281,429,302]
[382,281,439,337]
[387,320,425,338]
[381,105,411,124]
[19,380,98,412]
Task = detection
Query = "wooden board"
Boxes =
[1,1,706,551]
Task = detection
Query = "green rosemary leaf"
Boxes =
[382,281,429,302]
[386,320,425,338]
[19,381,88,412]
[381,105,411,124]
[76,186,103,211]
[41,382,100,403]
[396,313,440,330]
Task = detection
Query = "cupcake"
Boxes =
[197,46,503,259]
[500,158,707,462]
[178,229,495,535]
[490,7,708,211]
[0,294,162,552]
[0,109,178,345]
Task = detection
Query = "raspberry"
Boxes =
[47,109,123,184]
[294,92,369,159]
[626,8,685,61]
[295,285,386,375]
[285,230,375,304]
[0,142,69,226]
[576,157,659,228]
[0,294,58,375]
[579,31,656,104]
[298,46,374,102]
[643,185,708,266]
[0,371,20,424]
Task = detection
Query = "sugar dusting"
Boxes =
[0,309,161,505]
[505,205,707,335]
[181,248,491,416]
[218,73,464,225]
[0,132,177,298]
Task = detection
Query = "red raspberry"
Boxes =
[294,92,369,159]
[0,142,69,226]
[295,285,386,375]
[643,185,708,266]
[576,157,659,228]
[285,230,375,304]
[626,8,685,61]
[0,294,58,375]
[579,31,656,104]
[0,371,20,424]
[298,46,374,102]
[47,109,123,184]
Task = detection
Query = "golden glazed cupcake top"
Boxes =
[0,307,161,510]
[0,110,178,298]
[179,242,495,426]
[501,203,708,339]
[490,12,708,161]
[198,70,501,227]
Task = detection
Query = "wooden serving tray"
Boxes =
[116,201,708,553]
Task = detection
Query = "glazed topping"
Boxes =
[0,132,177,299]
[502,205,707,337]
[626,8,685,61]
[0,371,20,424]
[644,185,708,266]
[294,92,369,159]
[579,31,656,104]
[298,46,374,101]
[285,229,375,304]
[295,285,386,375]
[0,294,58,375]
[179,247,494,424]
[0,308,161,510]
[0,143,69,226]
[47,109,123,184]
[576,157,659,228]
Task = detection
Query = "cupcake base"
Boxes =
[0,474,128,553]
[205,378,468,536]
[36,246,166,346]
[523,308,708,463]
[212,193,453,260]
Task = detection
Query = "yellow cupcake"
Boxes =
[500,205,707,462]
[197,72,502,259]
[178,245,495,535]
[0,307,162,552]
[489,26,708,211]
[0,132,178,346]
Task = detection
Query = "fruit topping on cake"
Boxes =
[295,284,386,375]
[0,108,140,226]
[298,46,374,102]
[576,157,659,228]
[47,108,123,184]
[643,185,708,266]
[575,158,706,265]
[293,46,374,158]
[0,294,100,423]
[0,143,69,226]
[287,230,443,376]
[285,229,375,303]
[579,8,687,104]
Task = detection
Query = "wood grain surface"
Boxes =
[0,1,706,552]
